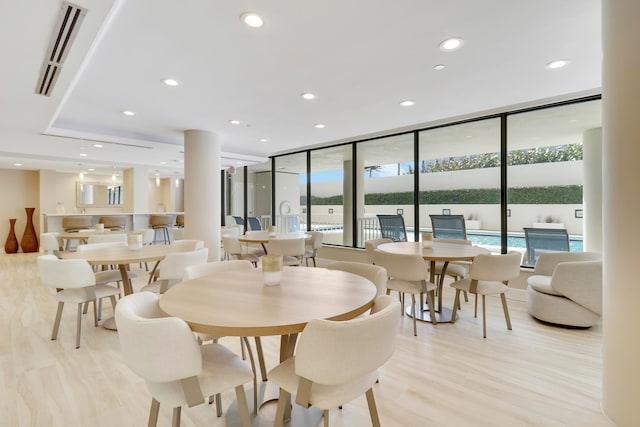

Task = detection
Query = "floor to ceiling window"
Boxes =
[247,162,272,230]
[419,118,502,250]
[273,152,306,232]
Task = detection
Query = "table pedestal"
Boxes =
[226,382,322,427]
[405,303,457,323]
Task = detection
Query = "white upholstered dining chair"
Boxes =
[268,295,400,427]
[450,251,522,338]
[364,238,393,264]
[372,249,437,335]
[303,231,323,267]
[38,255,122,348]
[265,238,306,266]
[115,292,253,427]
[141,248,209,294]
[326,261,388,298]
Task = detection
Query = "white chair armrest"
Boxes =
[550,260,602,315]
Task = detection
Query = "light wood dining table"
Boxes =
[62,244,190,329]
[238,231,310,253]
[159,266,377,426]
[377,241,489,322]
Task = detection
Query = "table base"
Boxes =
[405,303,456,323]
[102,316,117,330]
[226,382,323,427]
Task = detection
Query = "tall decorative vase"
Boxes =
[20,208,38,253]
[4,219,18,254]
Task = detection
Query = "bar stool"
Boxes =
[149,215,172,244]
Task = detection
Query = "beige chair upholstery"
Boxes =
[171,239,205,250]
[450,252,521,338]
[62,216,93,232]
[38,255,121,348]
[142,248,209,294]
[115,292,253,427]
[372,249,437,335]
[265,238,306,267]
[40,232,63,256]
[303,231,323,267]
[222,236,259,266]
[268,295,400,427]
[98,215,126,230]
[527,252,602,327]
[326,261,388,298]
[364,238,392,264]
[149,215,173,244]
[182,259,262,409]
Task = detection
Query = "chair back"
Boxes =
[159,248,209,281]
[533,251,601,276]
[62,216,93,232]
[77,241,127,251]
[294,295,400,385]
[469,252,522,282]
[326,261,387,297]
[305,231,323,250]
[38,255,96,289]
[429,214,467,239]
[364,238,393,263]
[138,228,155,245]
[247,217,262,231]
[372,250,428,282]
[99,215,126,230]
[183,260,254,281]
[376,214,407,242]
[222,235,244,255]
[115,292,202,383]
[266,238,306,258]
[232,216,245,226]
[175,214,184,227]
[87,233,128,244]
[433,237,472,246]
[171,239,205,250]
[523,227,570,266]
[40,232,62,255]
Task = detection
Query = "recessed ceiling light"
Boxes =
[546,59,569,69]
[87,168,95,171]
[93,143,103,148]
[229,119,241,125]
[236,161,243,165]
[241,12,263,28]
[259,138,269,142]
[160,161,166,165]
[161,78,181,87]
[399,100,415,107]
[122,110,136,116]
[434,64,445,71]
[13,163,22,167]
[314,123,326,129]
[301,93,316,100]
[439,37,464,51]
[79,153,88,157]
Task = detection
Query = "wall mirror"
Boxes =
[76,182,123,207]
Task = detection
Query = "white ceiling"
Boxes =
[0,0,601,178]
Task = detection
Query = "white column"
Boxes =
[582,128,602,252]
[184,130,221,261]
[602,1,640,425]
[123,167,148,213]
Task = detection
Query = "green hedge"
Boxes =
[303,185,582,206]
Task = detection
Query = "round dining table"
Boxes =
[58,230,130,250]
[377,241,489,322]
[160,266,377,426]
[238,231,310,253]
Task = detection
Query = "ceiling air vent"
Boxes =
[35,2,87,96]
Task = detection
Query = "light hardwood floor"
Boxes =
[0,253,615,427]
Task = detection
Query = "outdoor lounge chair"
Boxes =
[376,214,408,242]
[523,227,570,267]
[429,214,467,240]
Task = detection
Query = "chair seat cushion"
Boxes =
[55,284,122,303]
[268,357,379,410]
[432,261,468,278]
[94,269,138,285]
[282,255,301,266]
[527,275,563,296]
[450,278,508,295]
[386,278,435,294]
[147,342,254,407]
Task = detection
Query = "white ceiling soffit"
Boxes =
[35,1,87,96]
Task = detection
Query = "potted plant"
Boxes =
[465,212,481,230]
[533,215,565,229]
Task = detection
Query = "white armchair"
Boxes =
[527,252,602,327]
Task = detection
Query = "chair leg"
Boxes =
[463,290,469,302]
[274,389,290,427]
[82,301,89,314]
[110,295,117,311]
[215,393,222,417]
[500,293,513,331]
[474,294,479,318]
[324,409,330,427]
[171,407,181,427]
[450,290,461,323]
[75,303,83,349]
[235,385,252,427]
[148,398,160,427]
[312,256,317,267]
[365,388,382,427]
[482,295,487,338]
[51,301,64,340]
[93,299,99,326]
[425,291,437,324]
[410,294,417,336]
